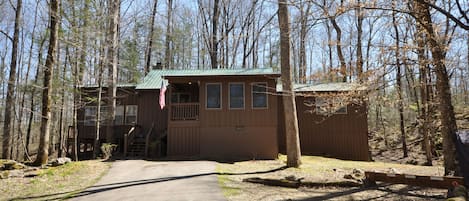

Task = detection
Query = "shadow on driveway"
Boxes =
[9,164,287,201]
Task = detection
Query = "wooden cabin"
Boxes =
[75,69,370,161]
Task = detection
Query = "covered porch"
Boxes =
[167,79,202,157]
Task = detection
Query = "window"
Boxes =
[125,105,138,124]
[171,92,191,103]
[84,106,97,126]
[115,105,124,125]
[229,83,244,109]
[315,96,347,115]
[206,83,221,109]
[333,97,348,114]
[252,83,268,108]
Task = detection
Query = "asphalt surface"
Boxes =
[71,160,226,201]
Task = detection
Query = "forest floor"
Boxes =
[217,155,446,201]
[0,160,110,201]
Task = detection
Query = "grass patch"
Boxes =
[0,160,110,201]
[218,175,241,197]
[277,155,444,176]
[216,155,445,200]
[216,166,241,198]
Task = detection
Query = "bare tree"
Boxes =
[2,0,22,160]
[145,0,158,74]
[329,9,346,82]
[392,5,407,158]
[415,22,432,165]
[296,1,311,83]
[164,0,173,68]
[35,0,60,166]
[413,0,460,175]
[356,0,363,82]
[106,0,120,144]
[278,0,301,168]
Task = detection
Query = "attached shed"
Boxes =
[278,83,370,161]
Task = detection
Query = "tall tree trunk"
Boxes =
[416,24,432,165]
[414,0,460,175]
[26,35,46,160]
[356,0,363,82]
[2,0,22,160]
[23,0,40,161]
[106,0,120,144]
[164,0,173,69]
[58,47,68,158]
[35,0,60,166]
[392,6,407,158]
[298,3,310,84]
[278,0,301,168]
[210,0,220,69]
[326,22,333,81]
[330,17,346,82]
[145,0,158,74]
[94,67,104,159]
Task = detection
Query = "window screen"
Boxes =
[206,83,221,109]
[229,83,244,109]
[252,83,267,108]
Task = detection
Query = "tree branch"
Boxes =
[0,29,13,42]
[423,0,469,30]
[455,0,469,23]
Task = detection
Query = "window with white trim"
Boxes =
[229,83,244,109]
[125,105,138,124]
[252,83,268,108]
[206,83,221,109]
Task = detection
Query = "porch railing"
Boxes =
[171,103,199,121]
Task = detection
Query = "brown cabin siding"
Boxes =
[278,95,369,161]
[137,90,168,137]
[166,76,278,160]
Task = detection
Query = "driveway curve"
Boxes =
[71,160,226,201]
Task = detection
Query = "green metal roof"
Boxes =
[136,68,279,89]
[80,83,137,88]
[162,68,279,77]
[135,70,170,90]
[276,82,367,92]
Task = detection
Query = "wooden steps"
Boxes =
[127,141,146,157]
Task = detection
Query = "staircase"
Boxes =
[127,139,146,157]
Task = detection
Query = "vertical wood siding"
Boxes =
[166,76,278,159]
[278,95,370,161]
[167,122,200,156]
[137,90,168,137]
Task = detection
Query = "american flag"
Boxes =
[159,81,167,110]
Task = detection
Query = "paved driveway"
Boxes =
[71,160,226,201]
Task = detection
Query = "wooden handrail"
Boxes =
[171,103,199,121]
[145,122,155,158]
[123,126,136,157]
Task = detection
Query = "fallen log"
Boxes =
[364,171,465,189]
[242,177,362,188]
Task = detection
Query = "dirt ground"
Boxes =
[217,156,447,201]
